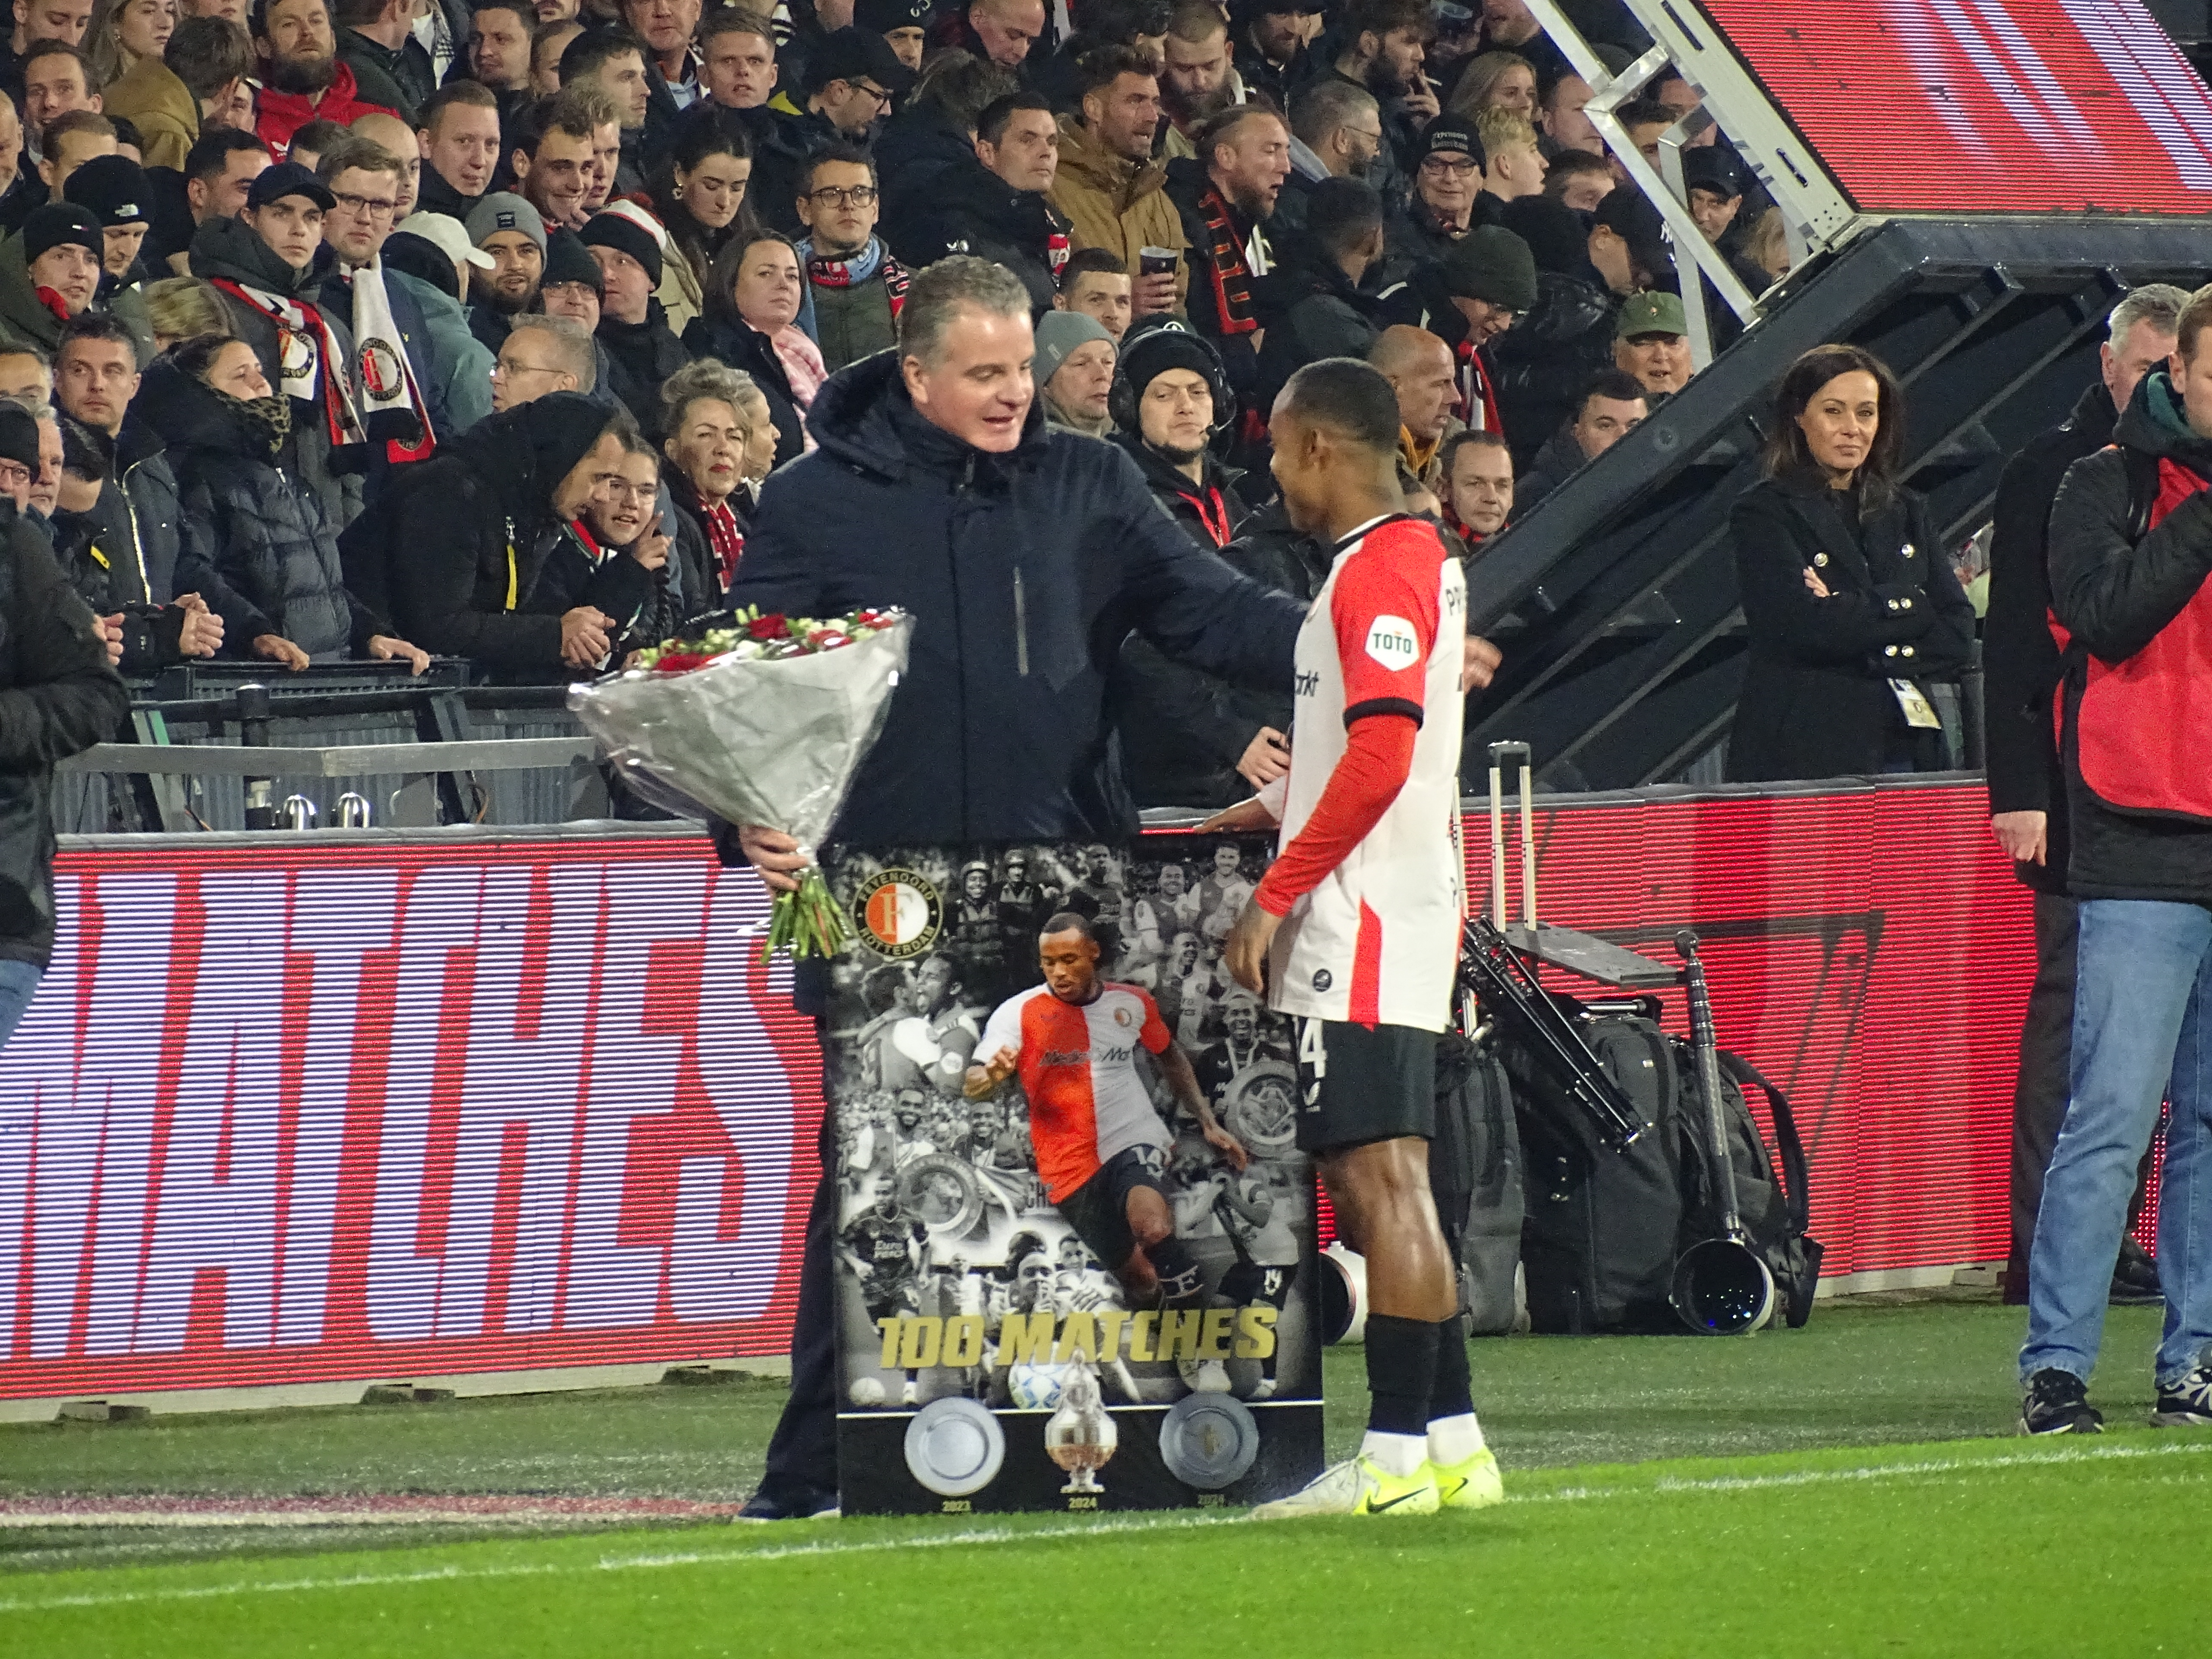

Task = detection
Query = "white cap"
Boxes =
[402,210,495,271]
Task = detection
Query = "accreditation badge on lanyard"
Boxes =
[1890,678,1942,729]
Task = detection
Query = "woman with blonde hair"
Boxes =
[84,0,176,90]
[142,276,229,353]
[1448,50,1537,123]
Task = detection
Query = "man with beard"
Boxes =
[1048,45,1185,319]
[1281,78,1380,230]
[891,90,1066,317]
[1325,0,1433,196]
[253,0,397,158]
[463,189,543,348]
[1165,104,1287,424]
[413,81,500,220]
[1157,0,1240,162]
[793,145,908,373]
[1193,987,1289,1115]
[1231,0,1317,111]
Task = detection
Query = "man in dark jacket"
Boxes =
[722,257,1310,1521]
[1985,284,2184,1309]
[334,0,436,123]
[1165,104,1290,424]
[1489,193,1619,470]
[1511,367,1645,517]
[55,313,190,639]
[888,90,1069,317]
[340,391,633,678]
[1254,177,1385,414]
[0,403,130,1050]
[2020,300,2212,1436]
[579,206,687,433]
[1377,225,1536,442]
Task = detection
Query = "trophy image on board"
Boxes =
[1045,1362,1118,1495]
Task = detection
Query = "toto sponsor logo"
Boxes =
[0,841,818,1399]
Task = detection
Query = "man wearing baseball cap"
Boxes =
[1614,289,1692,401]
[0,204,112,354]
[1378,221,1536,438]
[463,190,547,352]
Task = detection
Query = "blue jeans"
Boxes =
[0,958,42,1052]
[2022,899,2212,1388]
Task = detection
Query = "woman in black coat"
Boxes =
[682,231,809,469]
[143,338,428,672]
[1726,344,1975,782]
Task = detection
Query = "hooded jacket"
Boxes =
[1254,228,1384,412]
[1048,116,1190,313]
[191,213,366,533]
[254,58,397,157]
[1489,269,1619,471]
[723,352,1305,844]
[681,308,808,469]
[1726,466,1974,783]
[99,52,199,172]
[891,151,1070,317]
[1984,376,2113,896]
[0,503,129,967]
[339,390,613,675]
[0,236,155,364]
[876,106,984,253]
[2047,371,2212,903]
[138,356,367,659]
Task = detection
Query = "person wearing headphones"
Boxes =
[1111,317,1282,809]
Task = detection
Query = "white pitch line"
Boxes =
[0,1438,2202,1618]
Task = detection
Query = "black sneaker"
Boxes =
[2152,1362,2212,1428]
[735,1484,841,1521]
[2020,1368,2103,1435]
[2111,1238,2162,1305]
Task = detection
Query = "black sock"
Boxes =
[1364,1314,1439,1437]
[1429,1316,1474,1422]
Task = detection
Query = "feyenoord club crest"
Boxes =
[359,338,405,400]
[857,867,942,959]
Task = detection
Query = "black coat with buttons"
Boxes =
[1725,468,1975,783]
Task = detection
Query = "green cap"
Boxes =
[1616,290,1688,340]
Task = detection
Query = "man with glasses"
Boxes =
[1377,222,1535,440]
[1282,78,1380,228]
[489,313,595,411]
[793,143,906,373]
[745,27,904,235]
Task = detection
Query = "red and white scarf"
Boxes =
[209,277,367,451]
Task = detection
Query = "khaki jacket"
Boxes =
[1048,117,1189,311]
[103,55,200,172]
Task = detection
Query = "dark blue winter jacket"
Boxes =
[726,350,1306,846]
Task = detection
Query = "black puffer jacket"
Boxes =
[2048,372,2212,904]
[139,358,367,660]
[1725,467,1974,783]
[0,505,129,966]
[46,507,189,675]
[1254,230,1384,413]
[725,352,1306,844]
[1489,269,1617,472]
[339,391,617,677]
[681,310,807,469]
[597,301,691,435]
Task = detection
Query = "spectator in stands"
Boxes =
[581,201,685,430]
[1513,366,1643,515]
[1437,425,1509,547]
[1158,0,1240,163]
[1052,246,1130,341]
[1726,343,1971,783]
[1232,0,1315,111]
[146,333,428,668]
[334,0,433,124]
[20,42,103,161]
[282,113,345,172]
[0,203,124,359]
[1609,95,1675,182]
[693,7,773,111]
[1027,0,1163,111]
[558,28,648,194]
[683,228,805,465]
[104,16,250,173]
[464,191,543,347]
[0,341,50,403]
[1166,104,1287,419]
[313,134,443,460]
[140,271,226,346]
[1322,0,1433,186]
[873,47,1011,249]
[1473,107,1545,217]
[2020,286,2212,1437]
[345,389,637,674]
[656,355,751,610]
[488,309,593,409]
[1380,112,1479,285]
[349,109,416,213]
[1447,48,1534,122]
[55,309,183,608]
[413,79,500,219]
[931,0,1044,72]
[1049,44,1186,320]
[1282,77,1380,228]
[792,145,906,373]
[509,87,599,232]
[893,91,1066,317]
[1257,175,1384,407]
[65,153,153,289]
[0,0,95,98]
[253,0,396,157]
[854,0,926,74]
[1538,64,1601,155]
[1035,307,1112,438]
[463,0,534,112]
[48,409,221,672]
[1985,284,2188,1308]
[530,16,577,95]
[645,110,751,337]
[1613,290,1691,401]
[0,96,33,238]
[623,0,702,114]
[1589,179,1665,296]
[377,214,495,432]
[147,125,266,275]
[0,401,128,1054]
[1489,193,1616,468]
[1369,323,1455,492]
[528,419,670,661]
[1543,146,1610,212]
[1377,223,1534,440]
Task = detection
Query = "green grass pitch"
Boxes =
[0,1299,2200,1657]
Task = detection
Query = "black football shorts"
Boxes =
[1292,1018,1436,1154]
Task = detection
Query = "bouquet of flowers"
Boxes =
[569,605,913,957]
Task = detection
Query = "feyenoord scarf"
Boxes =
[1196,186,1270,338]
[209,277,367,451]
[347,257,435,463]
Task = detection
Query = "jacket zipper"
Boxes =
[119,455,152,604]
[1013,566,1029,677]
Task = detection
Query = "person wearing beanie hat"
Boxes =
[1035,308,1115,439]
[539,226,605,318]
[854,0,929,70]
[580,207,686,432]
[62,154,153,280]
[1486,192,1622,466]
[464,190,550,352]
[1400,113,1485,256]
[0,203,109,352]
[1378,224,1537,442]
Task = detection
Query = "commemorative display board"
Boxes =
[822,838,1324,1516]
